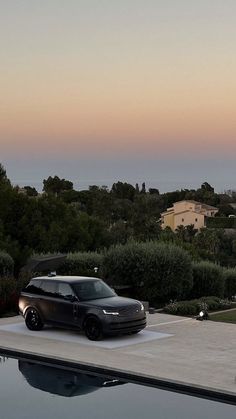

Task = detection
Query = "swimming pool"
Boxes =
[0,354,235,419]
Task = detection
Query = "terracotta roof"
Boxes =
[173,200,217,210]
[174,200,200,205]
[200,203,218,210]
[173,210,205,216]
[161,209,174,216]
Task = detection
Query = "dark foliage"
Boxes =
[103,241,193,304]
[1,163,236,276]
[191,261,224,298]
[164,296,231,316]
[0,251,14,277]
[58,252,104,277]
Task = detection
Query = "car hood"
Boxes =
[84,296,141,309]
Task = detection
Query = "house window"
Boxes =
[182,218,184,222]
[195,218,198,222]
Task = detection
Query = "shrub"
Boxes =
[191,261,224,298]
[0,251,14,277]
[102,241,146,287]
[206,217,236,228]
[0,272,39,317]
[164,296,231,316]
[203,296,231,311]
[103,241,193,304]
[58,252,104,277]
[0,277,18,315]
[223,268,236,299]
[164,300,199,316]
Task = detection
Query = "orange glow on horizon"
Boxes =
[1,1,236,159]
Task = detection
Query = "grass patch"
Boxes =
[210,309,236,324]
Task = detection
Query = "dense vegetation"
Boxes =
[164,296,232,316]
[102,241,193,303]
[1,163,236,274]
[1,163,236,314]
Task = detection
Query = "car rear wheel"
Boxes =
[84,316,103,341]
[25,308,44,331]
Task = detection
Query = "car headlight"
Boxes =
[140,303,144,311]
[103,309,119,316]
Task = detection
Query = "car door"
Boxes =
[54,282,78,326]
[36,280,58,322]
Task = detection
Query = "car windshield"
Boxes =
[73,280,116,301]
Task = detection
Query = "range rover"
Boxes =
[19,275,146,340]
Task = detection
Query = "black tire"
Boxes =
[25,308,44,331]
[84,316,103,341]
[130,330,141,335]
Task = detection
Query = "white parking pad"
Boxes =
[0,322,172,349]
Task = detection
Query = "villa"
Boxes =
[161,200,218,231]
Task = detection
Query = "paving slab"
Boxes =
[0,313,235,396]
[0,323,172,348]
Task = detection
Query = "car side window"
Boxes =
[24,281,42,294]
[57,283,76,301]
[40,281,58,297]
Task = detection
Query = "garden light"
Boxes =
[196,301,209,321]
[196,309,208,321]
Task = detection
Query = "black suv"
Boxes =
[19,275,146,340]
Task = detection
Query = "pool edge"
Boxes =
[0,345,235,406]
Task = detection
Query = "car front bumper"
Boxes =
[102,313,147,335]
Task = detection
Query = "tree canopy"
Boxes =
[1,163,236,273]
[43,176,73,195]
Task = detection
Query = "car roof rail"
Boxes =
[48,271,57,277]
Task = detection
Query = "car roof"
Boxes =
[32,276,101,284]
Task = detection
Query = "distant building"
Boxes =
[161,200,218,231]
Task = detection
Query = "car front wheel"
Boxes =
[25,308,44,331]
[84,316,103,341]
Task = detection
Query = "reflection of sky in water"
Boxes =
[0,357,235,419]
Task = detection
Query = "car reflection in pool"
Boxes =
[18,361,125,397]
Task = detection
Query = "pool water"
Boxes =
[0,355,235,419]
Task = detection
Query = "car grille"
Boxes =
[118,305,141,316]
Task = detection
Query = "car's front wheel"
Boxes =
[84,316,103,341]
[25,308,44,331]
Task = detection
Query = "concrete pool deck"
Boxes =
[0,313,235,399]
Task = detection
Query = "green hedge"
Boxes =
[164,296,231,316]
[58,252,104,277]
[0,273,36,316]
[191,261,224,298]
[103,241,193,304]
[0,251,14,277]
[102,241,146,286]
[0,277,18,315]
[206,217,236,228]
[223,268,236,299]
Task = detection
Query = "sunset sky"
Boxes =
[1,1,236,190]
